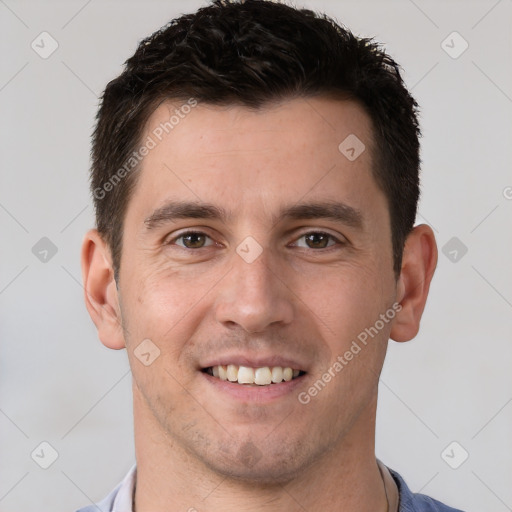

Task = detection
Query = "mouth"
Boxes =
[201,364,307,386]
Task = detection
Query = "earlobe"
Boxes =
[390,224,438,343]
[81,229,126,350]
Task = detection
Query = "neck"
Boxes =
[133,385,386,512]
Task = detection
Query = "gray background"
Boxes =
[1,0,511,511]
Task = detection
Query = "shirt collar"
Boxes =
[112,464,136,512]
[111,462,399,512]
[378,459,400,512]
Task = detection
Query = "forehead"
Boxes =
[129,96,383,225]
[144,96,373,160]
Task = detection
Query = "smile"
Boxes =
[202,364,307,386]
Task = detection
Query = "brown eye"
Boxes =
[304,233,331,248]
[294,232,338,249]
[172,232,214,249]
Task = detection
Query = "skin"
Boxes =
[82,96,437,511]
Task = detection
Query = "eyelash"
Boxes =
[166,230,345,251]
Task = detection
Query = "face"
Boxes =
[117,97,399,483]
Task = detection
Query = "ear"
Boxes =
[81,229,126,349]
[390,224,438,342]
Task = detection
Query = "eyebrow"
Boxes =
[143,199,363,231]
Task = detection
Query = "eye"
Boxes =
[166,230,344,251]
[293,231,342,250]
[169,231,215,249]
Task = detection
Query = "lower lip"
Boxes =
[200,371,307,402]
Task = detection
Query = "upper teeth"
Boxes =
[208,365,301,385]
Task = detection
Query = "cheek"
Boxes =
[120,270,197,352]
[119,261,225,375]
[310,261,394,355]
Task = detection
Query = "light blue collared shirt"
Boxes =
[75,463,465,512]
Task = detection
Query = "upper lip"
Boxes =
[200,353,308,372]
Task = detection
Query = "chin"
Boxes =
[198,437,313,486]
[206,458,302,486]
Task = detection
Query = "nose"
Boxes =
[214,248,294,333]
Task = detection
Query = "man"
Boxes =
[78,0,464,510]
